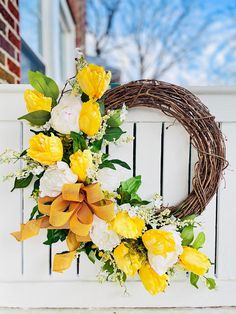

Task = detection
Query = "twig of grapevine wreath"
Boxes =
[104,79,228,218]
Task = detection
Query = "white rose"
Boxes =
[39,161,77,197]
[90,216,121,251]
[148,225,183,275]
[50,94,82,134]
[96,166,127,192]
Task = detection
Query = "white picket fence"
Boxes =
[0,84,236,308]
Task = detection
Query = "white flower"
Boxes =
[31,166,44,176]
[39,161,77,197]
[90,216,120,251]
[50,94,82,134]
[96,166,127,192]
[120,104,128,122]
[148,225,183,275]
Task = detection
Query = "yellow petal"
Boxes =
[142,229,176,256]
[70,149,92,182]
[178,246,211,276]
[111,212,144,239]
[24,89,52,113]
[53,251,76,272]
[113,243,143,277]
[76,64,111,100]
[11,219,42,241]
[79,100,101,136]
[27,133,63,165]
[139,263,169,295]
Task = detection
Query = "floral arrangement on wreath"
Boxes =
[0,54,216,295]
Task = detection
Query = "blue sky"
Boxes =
[86,0,236,85]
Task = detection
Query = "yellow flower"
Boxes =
[79,100,101,136]
[76,64,111,100]
[27,133,63,165]
[70,149,93,182]
[113,243,143,277]
[179,246,211,276]
[24,89,52,112]
[111,212,145,239]
[142,229,176,257]
[139,263,169,295]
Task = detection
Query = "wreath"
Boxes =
[0,55,226,295]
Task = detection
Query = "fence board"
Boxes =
[0,85,236,307]
[217,122,236,279]
[0,121,22,280]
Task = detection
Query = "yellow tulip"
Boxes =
[70,149,93,182]
[79,100,101,136]
[142,229,176,257]
[113,243,143,277]
[27,133,63,165]
[76,64,111,100]
[24,89,52,112]
[179,246,211,276]
[53,251,76,272]
[139,263,169,295]
[111,212,145,239]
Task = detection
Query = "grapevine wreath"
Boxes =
[0,55,227,295]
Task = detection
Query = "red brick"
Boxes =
[16,22,19,35]
[8,1,19,20]
[0,18,6,34]
[0,3,15,29]
[0,34,15,57]
[0,50,5,65]
[0,66,15,83]
[7,57,20,77]
[8,29,20,49]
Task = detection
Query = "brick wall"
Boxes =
[67,0,86,51]
[0,0,21,83]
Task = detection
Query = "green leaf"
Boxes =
[11,173,33,192]
[81,92,89,102]
[110,159,131,170]
[192,232,206,249]
[29,205,39,220]
[20,150,27,157]
[18,110,51,126]
[118,191,131,204]
[99,160,116,170]
[110,83,120,89]
[129,193,150,206]
[120,175,142,194]
[88,250,96,264]
[90,139,103,153]
[190,272,199,289]
[181,225,194,246]
[107,110,122,127]
[103,127,125,142]
[28,71,59,104]
[70,131,87,152]
[98,101,105,116]
[205,277,216,290]
[181,214,196,222]
[130,193,149,206]
[102,259,114,274]
[43,229,69,245]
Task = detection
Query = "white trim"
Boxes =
[41,0,76,85]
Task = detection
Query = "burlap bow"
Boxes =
[12,183,115,242]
